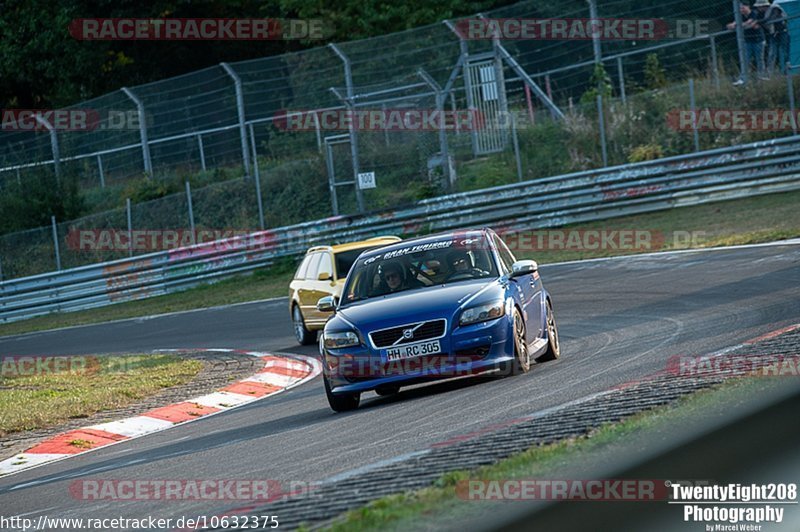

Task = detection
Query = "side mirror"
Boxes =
[318,272,332,281]
[510,260,538,277]
[317,296,336,313]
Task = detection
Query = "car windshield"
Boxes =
[340,235,497,306]
[334,248,373,280]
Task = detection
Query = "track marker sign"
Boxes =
[358,172,376,189]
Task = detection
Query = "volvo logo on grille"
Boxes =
[402,328,414,340]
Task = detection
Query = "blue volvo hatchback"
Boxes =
[317,228,560,412]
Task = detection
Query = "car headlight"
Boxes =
[459,299,506,326]
[323,331,360,349]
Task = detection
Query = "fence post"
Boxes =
[733,0,748,83]
[329,43,365,213]
[51,215,62,271]
[588,0,603,68]
[126,198,133,257]
[34,115,61,183]
[511,113,523,181]
[248,123,266,230]
[221,63,251,178]
[197,135,206,172]
[709,35,720,90]
[597,94,608,167]
[97,155,105,188]
[418,69,453,192]
[788,71,798,135]
[689,78,700,152]
[325,141,339,216]
[0,257,3,282]
[121,87,153,177]
[185,181,196,245]
[617,56,627,104]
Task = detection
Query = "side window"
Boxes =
[295,254,312,279]
[494,235,517,274]
[305,253,322,280]
[317,253,333,280]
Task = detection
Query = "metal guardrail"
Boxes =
[2,133,800,324]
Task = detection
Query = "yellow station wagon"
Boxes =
[289,236,401,344]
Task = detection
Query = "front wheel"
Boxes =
[324,374,360,412]
[292,305,316,345]
[536,300,561,363]
[503,308,530,375]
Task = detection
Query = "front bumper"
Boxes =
[324,314,514,394]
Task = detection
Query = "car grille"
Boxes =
[369,319,446,348]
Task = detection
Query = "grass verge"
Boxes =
[316,377,785,532]
[1,189,799,338]
[0,354,203,436]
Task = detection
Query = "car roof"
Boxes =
[305,236,402,255]
[359,229,490,259]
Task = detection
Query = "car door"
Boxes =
[495,235,542,341]
[309,251,336,323]
[297,252,322,321]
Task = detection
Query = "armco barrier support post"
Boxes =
[690,78,700,152]
[597,94,608,167]
[33,115,61,183]
[248,123,266,230]
[185,181,196,246]
[329,43,365,214]
[51,215,61,271]
[221,63,251,179]
[126,198,133,257]
[121,87,153,177]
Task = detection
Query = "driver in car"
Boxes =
[381,262,407,293]
[447,250,489,279]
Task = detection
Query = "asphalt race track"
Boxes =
[1,243,799,526]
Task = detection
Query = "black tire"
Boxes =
[536,300,561,363]
[324,374,360,412]
[509,308,531,375]
[292,305,316,345]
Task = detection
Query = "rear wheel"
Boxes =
[293,305,316,345]
[324,374,360,412]
[536,300,561,363]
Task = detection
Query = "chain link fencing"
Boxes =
[2,0,798,280]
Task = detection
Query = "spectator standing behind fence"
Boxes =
[756,0,791,75]
[729,2,767,84]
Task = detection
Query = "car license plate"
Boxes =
[384,340,441,361]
